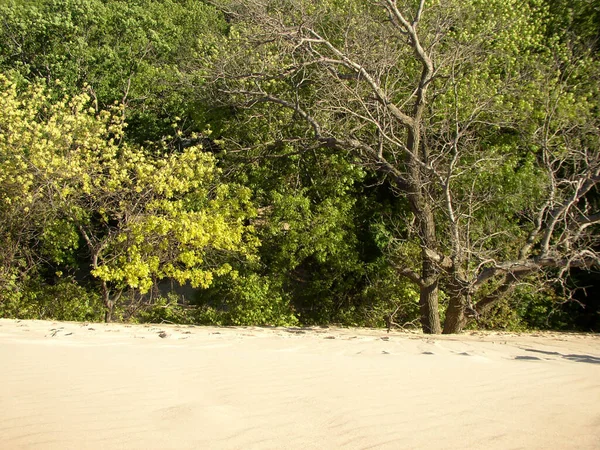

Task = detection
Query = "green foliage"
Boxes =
[0,0,227,142]
[0,75,257,318]
[348,263,421,328]
[135,293,223,325]
[471,286,576,332]
[545,0,600,52]
[205,94,392,325]
[0,276,104,322]
[468,298,527,332]
[200,274,299,326]
[0,0,597,331]
[212,0,600,334]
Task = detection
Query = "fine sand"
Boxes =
[0,319,599,449]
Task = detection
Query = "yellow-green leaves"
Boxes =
[0,75,257,296]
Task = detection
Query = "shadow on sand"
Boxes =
[519,348,600,365]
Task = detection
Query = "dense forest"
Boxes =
[0,0,598,333]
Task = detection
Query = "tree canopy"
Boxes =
[0,75,257,321]
[210,0,600,332]
[0,0,598,332]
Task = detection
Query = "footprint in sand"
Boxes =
[515,355,542,361]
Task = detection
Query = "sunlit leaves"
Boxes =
[0,76,257,298]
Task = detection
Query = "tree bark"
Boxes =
[104,300,114,323]
[443,295,468,334]
[419,280,441,334]
[420,258,442,334]
[409,193,442,334]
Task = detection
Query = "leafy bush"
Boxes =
[470,285,578,332]
[0,277,104,322]
[198,274,299,326]
[135,293,224,325]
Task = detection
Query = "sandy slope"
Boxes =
[0,319,599,449]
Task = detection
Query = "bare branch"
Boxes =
[414,0,426,26]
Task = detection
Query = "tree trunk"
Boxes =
[406,121,441,333]
[419,281,441,334]
[443,295,468,334]
[420,258,442,334]
[411,199,442,334]
[104,300,114,323]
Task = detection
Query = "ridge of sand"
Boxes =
[0,319,599,449]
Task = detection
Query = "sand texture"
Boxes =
[0,318,599,449]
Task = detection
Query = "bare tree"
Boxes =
[209,0,600,333]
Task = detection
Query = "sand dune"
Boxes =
[0,319,599,449]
